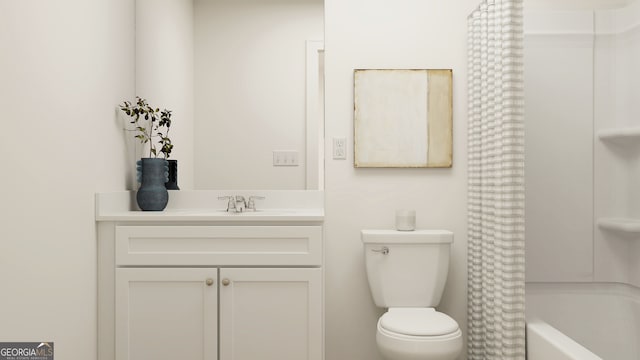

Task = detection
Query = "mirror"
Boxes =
[135,0,324,190]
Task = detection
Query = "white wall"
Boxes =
[527,0,634,10]
[324,1,476,358]
[524,11,595,282]
[525,1,640,289]
[0,0,134,359]
[0,2,479,359]
[194,0,323,190]
[136,0,195,189]
[594,2,640,287]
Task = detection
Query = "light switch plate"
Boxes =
[273,150,299,166]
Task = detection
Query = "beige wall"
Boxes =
[0,0,477,359]
[193,0,323,190]
[0,0,134,358]
[323,1,476,358]
[136,0,195,190]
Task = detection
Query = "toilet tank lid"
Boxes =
[361,229,453,244]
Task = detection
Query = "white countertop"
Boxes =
[95,190,324,223]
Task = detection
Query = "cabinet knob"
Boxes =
[206,278,214,286]
[222,278,231,286]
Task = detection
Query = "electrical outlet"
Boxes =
[333,137,347,160]
[273,151,299,166]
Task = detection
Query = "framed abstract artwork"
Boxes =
[354,69,452,168]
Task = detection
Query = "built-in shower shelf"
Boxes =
[598,127,640,145]
[597,217,640,233]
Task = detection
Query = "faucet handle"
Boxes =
[246,196,265,211]
[218,196,236,212]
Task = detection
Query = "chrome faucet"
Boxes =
[234,195,246,212]
[218,196,237,212]
[219,195,265,212]
[246,196,265,211]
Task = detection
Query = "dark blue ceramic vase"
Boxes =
[165,159,180,190]
[136,158,169,211]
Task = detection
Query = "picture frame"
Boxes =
[353,69,452,168]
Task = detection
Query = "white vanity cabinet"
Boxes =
[98,215,324,360]
[218,268,322,360]
[115,267,321,360]
[115,268,219,360]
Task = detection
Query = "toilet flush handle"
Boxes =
[371,246,389,255]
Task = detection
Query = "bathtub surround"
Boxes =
[467,0,526,359]
[593,0,640,288]
[526,319,602,360]
[526,282,640,359]
[524,0,640,288]
[523,2,640,358]
[524,8,595,282]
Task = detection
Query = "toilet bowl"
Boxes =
[361,230,462,360]
[375,308,462,360]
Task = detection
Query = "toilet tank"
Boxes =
[361,229,453,308]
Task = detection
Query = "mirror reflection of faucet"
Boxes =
[235,196,246,212]
[218,195,265,213]
[246,196,265,211]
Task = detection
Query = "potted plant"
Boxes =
[120,96,174,211]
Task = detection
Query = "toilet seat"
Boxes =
[378,324,462,342]
[375,310,463,360]
[379,308,459,337]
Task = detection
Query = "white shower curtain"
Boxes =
[467,0,525,359]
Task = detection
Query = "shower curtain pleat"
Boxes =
[467,0,525,359]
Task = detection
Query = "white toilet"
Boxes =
[361,229,462,360]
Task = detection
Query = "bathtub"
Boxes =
[526,282,640,359]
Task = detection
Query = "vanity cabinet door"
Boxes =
[219,268,322,360]
[115,268,218,360]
